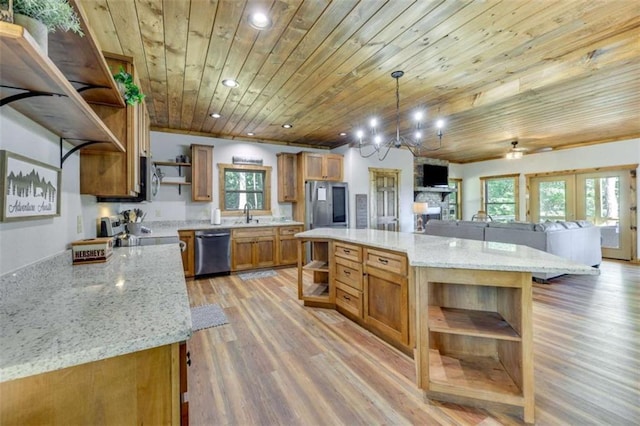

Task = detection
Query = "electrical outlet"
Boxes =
[76,215,83,234]
[155,209,162,218]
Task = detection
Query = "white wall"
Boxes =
[449,138,640,255]
[334,145,415,232]
[0,108,94,274]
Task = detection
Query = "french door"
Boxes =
[530,169,632,260]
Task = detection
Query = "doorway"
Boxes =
[369,168,400,231]
[529,166,635,260]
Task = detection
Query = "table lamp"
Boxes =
[413,202,429,232]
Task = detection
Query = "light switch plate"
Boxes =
[76,215,83,234]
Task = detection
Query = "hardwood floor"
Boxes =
[186,260,640,425]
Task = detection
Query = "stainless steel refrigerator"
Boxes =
[305,180,349,229]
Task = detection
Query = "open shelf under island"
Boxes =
[295,228,598,424]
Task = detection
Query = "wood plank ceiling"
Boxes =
[78,0,640,163]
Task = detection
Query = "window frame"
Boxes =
[448,178,462,220]
[480,173,520,222]
[218,163,272,216]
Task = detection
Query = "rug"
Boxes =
[237,269,277,281]
[191,303,229,331]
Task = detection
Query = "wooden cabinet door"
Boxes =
[232,238,254,271]
[364,266,409,345]
[178,231,194,278]
[324,154,343,181]
[191,144,213,201]
[278,237,298,265]
[277,153,297,202]
[278,226,302,266]
[303,153,325,180]
[255,236,276,268]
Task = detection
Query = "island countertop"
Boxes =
[296,228,599,275]
[0,244,192,383]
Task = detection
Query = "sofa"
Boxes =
[424,219,602,281]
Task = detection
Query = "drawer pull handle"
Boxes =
[343,295,351,301]
[343,249,350,254]
[344,270,351,276]
[378,257,388,264]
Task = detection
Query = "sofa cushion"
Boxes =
[575,220,594,228]
[558,221,580,229]
[534,222,565,232]
[487,222,536,231]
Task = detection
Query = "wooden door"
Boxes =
[191,144,212,201]
[369,168,400,231]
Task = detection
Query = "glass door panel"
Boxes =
[577,171,630,260]
[530,175,575,223]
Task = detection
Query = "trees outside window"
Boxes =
[480,174,519,222]
[218,164,271,215]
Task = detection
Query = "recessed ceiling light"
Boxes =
[282,124,293,129]
[210,113,221,118]
[247,132,255,136]
[339,132,347,136]
[222,79,239,88]
[248,12,272,30]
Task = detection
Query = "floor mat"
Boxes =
[237,269,277,281]
[191,303,229,331]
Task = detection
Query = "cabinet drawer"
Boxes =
[335,257,363,291]
[365,248,407,276]
[279,225,302,236]
[334,242,362,262]
[335,281,362,318]
[232,227,275,238]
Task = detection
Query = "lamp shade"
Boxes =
[413,202,429,215]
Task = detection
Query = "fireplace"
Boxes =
[426,206,441,222]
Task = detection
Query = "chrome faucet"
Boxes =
[243,203,252,223]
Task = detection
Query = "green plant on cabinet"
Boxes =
[4,0,83,35]
[113,65,145,106]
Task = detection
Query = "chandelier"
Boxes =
[355,70,444,161]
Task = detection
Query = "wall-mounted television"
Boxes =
[423,164,448,187]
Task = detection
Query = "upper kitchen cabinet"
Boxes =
[191,144,213,202]
[277,153,297,202]
[299,152,343,182]
[0,18,125,154]
[80,53,147,197]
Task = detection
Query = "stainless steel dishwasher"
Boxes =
[194,229,231,276]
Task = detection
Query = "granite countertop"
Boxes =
[296,228,599,275]
[137,220,305,239]
[0,244,192,382]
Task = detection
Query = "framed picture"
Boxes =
[0,150,61,222]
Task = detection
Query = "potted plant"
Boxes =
[1,0,83,54]
[113,66,146,106]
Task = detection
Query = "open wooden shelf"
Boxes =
[303,260,329,272]
[161,181,191,186]
[154,161,192,167]
[0,22,124,152]
[48,0,124,107]
[427,349,524,405]
[428,307,521,341]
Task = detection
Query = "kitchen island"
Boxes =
[0,244,192,424]
[296,228,598,423]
